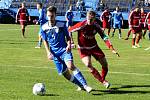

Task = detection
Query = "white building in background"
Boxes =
[0,0,13,9]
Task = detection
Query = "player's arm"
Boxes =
[41,30,53,60]
[96,24,120,57]
[68,21,86,32]
[100,12,103,21]
[26,9,31,21]
[145,13,149,24]
[16,8,20,23]
[64,26,71,52]
[128,11,133,29]
[121,13,124,25]
[65,12,69,21]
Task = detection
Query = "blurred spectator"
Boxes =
[99,1,105,11]
[145,0,150,6]
[76,0,81,11]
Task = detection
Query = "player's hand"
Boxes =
[112,50,120,57]
[47,53,53,60]
[66,45,71,53]
[36,21,38,25]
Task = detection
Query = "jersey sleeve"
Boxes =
[41,29,47,41]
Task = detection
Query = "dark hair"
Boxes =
[47,6,57,13]
[87,10,96,17]
[37,2,43,7]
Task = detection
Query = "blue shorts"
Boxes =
[113,23,122,29]
[53,51,73,75]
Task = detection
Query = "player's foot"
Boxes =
[124,37,129,40]
[135,44,141,48]
[132,45,137,48]
[103,80,111,89]
[76,86,84,91]
[71,44,76,49]
[83,85,92,93]
[119,36,122,39]
[35,46,41,48]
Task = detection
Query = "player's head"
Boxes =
[69,5,72,11]
[86,10,96,25]
[47,6,57,25]
[37,2,42,10]
[21,2,25,8]
[134,6,140,12]
[116,6,119,11]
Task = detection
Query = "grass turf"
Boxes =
[0,24,150,100]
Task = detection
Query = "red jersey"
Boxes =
[100,11,111,22]
[69,20,105,48]
[16,8,29,21]
[140,12,147,24]
[129,10,141,27]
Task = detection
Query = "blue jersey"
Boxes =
[41,22,70,56]
[38,9,47,26]
[65,11,74,22]
[112,11,123,24]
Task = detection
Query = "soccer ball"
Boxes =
[32,83,46,95]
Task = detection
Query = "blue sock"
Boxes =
[70,75,83,87]
[72,68,87,86]
[38,38,42,47]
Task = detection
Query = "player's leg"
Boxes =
[143,29,147,39]
[118,24,122,39]
[92,46,110,88]
[53,58,84,89]
[81,56,103,83]
[63,52,92,92]
[108,28,111,36]
[125,29,131,40]
[96,57,110,88]
[112,28,116,37]
[148,30,150,40]
[135,31,142,47]
[132,32,137,48]
[35,27,43,48]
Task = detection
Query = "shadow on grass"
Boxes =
[42,93,60,96]
[91,85,150,96]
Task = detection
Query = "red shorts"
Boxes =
[148,25,150,30]
[78,45,105,60]
[103,21,110,29]
[19,21,27,26]
[131,27,142,34]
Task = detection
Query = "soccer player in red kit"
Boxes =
[129,7,142,48]
[145,12,150,40]
[69,10,119,89]
[140,8,147,39]
[100,7,112,36]
[16,2,31,38]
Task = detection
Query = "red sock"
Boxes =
[127,30,131,37]
[132,38,136,45]
[90,67,103,83]
[101,66,108,82]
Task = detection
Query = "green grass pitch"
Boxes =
[0,24,150,100]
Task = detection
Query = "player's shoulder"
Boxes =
[42,22,49,30]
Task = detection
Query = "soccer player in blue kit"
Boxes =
[41,6,92,92]
[35,3,47,48]
[65,5,76,48]
[112,6,124,39]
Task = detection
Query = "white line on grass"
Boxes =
[2,65,150,76]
